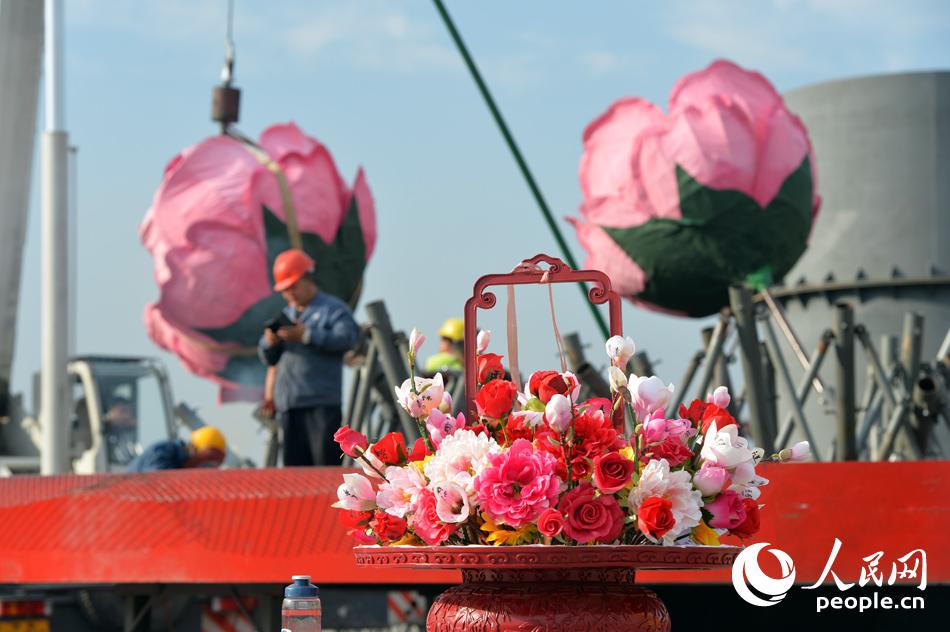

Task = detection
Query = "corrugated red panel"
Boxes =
[0,462,946,586]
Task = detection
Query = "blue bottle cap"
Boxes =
[284,575,318,598]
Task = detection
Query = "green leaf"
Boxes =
[602,156,814,317]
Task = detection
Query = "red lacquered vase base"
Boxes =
[428,567,666,631]
[354,545,739,632]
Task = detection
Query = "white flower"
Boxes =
[701,422,769,499]
[605,335,636,367]
[544,394,572,433]
[376,465,426,518]
[476,330,491,353]
[331,473,376,511]
[424,429,501,496]
[628,458,702,545]
[608,366,628,392]
[779,441,811,463]
[628,375,674,420]
[394,373,445,418]
[433,481,472,523]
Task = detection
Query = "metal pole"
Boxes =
[728,284,774,452]
[562,333,610,399]
[760,341,778,443]
[900,312,924,453]
[665,351,704,418]
[761,288,827,398]
[40,0,70,474]
[694,314,728,400]
[761,317,821,460]
[364,301,417,438]
[833,302,857,461]
[430,0,609,340]
[775,330,832,448]
[630,351,654,378]
[67,145,77,357]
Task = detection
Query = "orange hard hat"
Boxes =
[273,249,315,291]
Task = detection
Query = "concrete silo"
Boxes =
[770,71,950,458]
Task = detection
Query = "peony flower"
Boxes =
[537,508,565,538]
[433,481,472,524]
[571,59,820,317]
[333,425,368,459]
[411,488,458,546]
[605,335,636,367]
[629,375,675,421]
[476,330,491,353]
[394,373,445,418]
[141,122,376,401]
[628,458,703,544]
[424,429,501,495]
[376,465,427,518]
[693,461,730,496]
[706,385,731,409]
[705,490,747,530]
[331,473,376,511]
[475,439,561,527]
[558,482,625,544]
[641,437,693,468]
[544,394,573,433]
[425,409,467,449]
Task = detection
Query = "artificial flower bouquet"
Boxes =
[333,330,809,547]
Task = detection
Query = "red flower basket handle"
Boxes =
[463,254,624,428]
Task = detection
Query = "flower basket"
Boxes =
[333,254,809,631]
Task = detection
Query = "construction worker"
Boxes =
[424,317,464,373]
[127,426,227,472]
[259,249,360,466]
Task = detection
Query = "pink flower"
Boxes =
[537,508,565,538]
[347,528,377,545]
[394,374,445,418]
[779,441,811,463]
[333,425,368,458]
[558,482,624,544]
[705,490,747,530]
[640,417,695,445]
[411,488,458,545]
[409,328,425,356]
[433,481,471,524]
[425,409,467,448]
[141,122,376,401]
[375,465,426,518]
[476,330,491,353]
[474,439,561,527]
[706,386,731,409]
[571,60,820,317]
[693,461,730,496]
[331,473,376,511]
[544,394,573,433]
[629,375,675,421]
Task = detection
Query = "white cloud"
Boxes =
[580,50,622,77]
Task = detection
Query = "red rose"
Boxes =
[476,353,505,384]
[679,399,708,427]
[408,437,432,462]
[592,452,636,493]
[641,438,694,467]
[637,496,676,541]
[529,371,575,404]
[537,508,565,538]
[412,489,459,545]
[570,456,592,480]
[700,403,739,435]
[557,482,624,544]
[730,498,761,539]
[333,425,368,458]
[369,432,408,465]
[370,510,408,542]
[338,509,372,529]
[475,379,519,420]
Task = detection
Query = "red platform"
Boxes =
[0,462,947,586]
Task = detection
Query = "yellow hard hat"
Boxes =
[191,426,226,453]
[438,318,464,342]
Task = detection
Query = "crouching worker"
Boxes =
[127,426,227,472]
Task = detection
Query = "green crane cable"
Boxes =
[431,0,611,341]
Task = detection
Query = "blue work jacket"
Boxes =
[127,439,188,472]
[258,291,360,412]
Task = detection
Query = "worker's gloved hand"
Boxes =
[259,399,276,420]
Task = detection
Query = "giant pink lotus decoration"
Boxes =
[571,59,820,317]
[141,122,376,400]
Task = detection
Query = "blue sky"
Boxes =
[11,0,950,463]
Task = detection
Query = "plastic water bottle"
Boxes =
[281,575,321,632]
